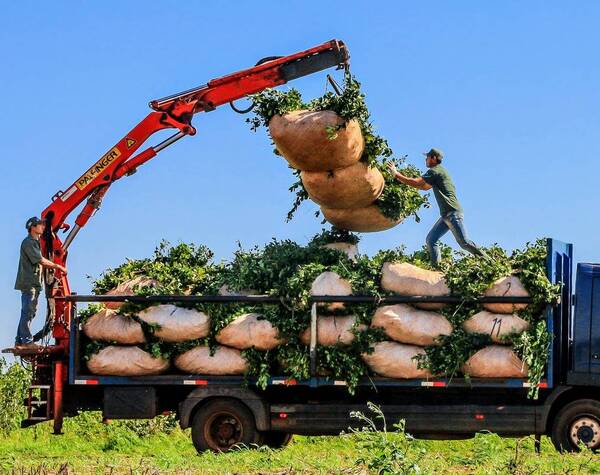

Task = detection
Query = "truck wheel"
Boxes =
[261,431,293,448]
[191,399,262,453]
[551,399,600,452]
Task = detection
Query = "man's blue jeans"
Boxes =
[17,288,40,345]
[426,211,484,266]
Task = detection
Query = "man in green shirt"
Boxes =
[14,217,66,349]
[387,148,487,267]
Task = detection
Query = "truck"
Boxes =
[6,41,599,454]
[15,239,600,454]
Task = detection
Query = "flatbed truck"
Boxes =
[8,41,599,454]
[16,238,600,453]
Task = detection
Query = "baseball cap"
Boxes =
[423,148,444,160]
[25,217,44,230]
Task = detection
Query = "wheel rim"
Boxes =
[569,416,600,449]
[204,411,244,451]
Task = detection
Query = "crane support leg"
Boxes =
[53,361,64,435]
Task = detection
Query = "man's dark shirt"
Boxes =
[422,164,463,216]
[15,236,43,290]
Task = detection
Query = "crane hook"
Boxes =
[229,55,284,114]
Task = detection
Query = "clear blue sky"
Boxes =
[1,2,598,349]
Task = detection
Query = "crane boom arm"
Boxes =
[42,39,348,236]
[37,39,348,349]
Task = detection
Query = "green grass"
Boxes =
[1,412,599,474]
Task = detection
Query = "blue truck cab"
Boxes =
[570,263,600,384]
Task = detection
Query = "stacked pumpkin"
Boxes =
[269,111,399,232]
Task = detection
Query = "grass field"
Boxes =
[1,412,599,474]
[2,359,598,474]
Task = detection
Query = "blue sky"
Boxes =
[0,2,598,349]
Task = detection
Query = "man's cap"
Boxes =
[423,148,444,160]
[25,217,44,230]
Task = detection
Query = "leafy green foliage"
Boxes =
[248,73,429,223]
[92,241,217,295]
[511,239,561,322]
[246,88,305,131]
[5,414,600,474]
[0,358,31,434]
[410,243,454,270]
[318,345,368,394]
[241,348,273,390]
[377,157,430,222]
[116,413,178,438]
[276,344,310,381]
[318,327,388,392]
[416,329,491,379]
[443,245,511,299]
[512,320,551,398]
[309,227,360,246]
[350,402,426,474]
[78,303,104,325]
[416,240,560,393]
[84,340,110,361]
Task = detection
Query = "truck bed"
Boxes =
[68,239,572,394]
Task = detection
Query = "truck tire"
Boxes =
[551,399,600,452]
[261,431,293,448]
[191,399,263,453]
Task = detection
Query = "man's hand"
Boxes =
[386,161,399,176]
[40,257,67,275]
[55,264,67,275]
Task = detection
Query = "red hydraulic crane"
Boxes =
[19,40,348,433]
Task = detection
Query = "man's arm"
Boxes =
[394,174,432,190]
[23,240,67,274]
[386,162,432,190]
[40,257,67,274]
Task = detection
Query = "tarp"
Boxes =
[216,313,284,350]
[175,345,248,375]
[371,304,452,346]
[362,341,432,379]
[269,110,364,171]
[381,262,449,310]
